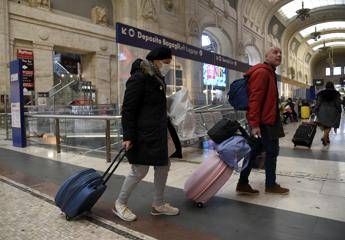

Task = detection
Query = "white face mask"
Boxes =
[159,63,171,76]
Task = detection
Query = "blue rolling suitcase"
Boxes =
[55,148,126,220]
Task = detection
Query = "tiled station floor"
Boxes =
[1,118,345,240]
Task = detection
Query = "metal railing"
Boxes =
[0,113,11,140]
[175,107,248,145]
[1,106,248,161]
[26,114,122,162]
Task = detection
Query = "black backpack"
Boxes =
[207,119,242,144]
[227,76,249,110]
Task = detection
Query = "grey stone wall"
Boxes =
[51,0,113,25]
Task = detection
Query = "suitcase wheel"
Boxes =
[196,202,204,208]
[65,215,72,221]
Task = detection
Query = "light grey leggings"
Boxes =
[117,161,170,206]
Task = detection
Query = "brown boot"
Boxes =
[265,184,289,195]
[236,183,259,195]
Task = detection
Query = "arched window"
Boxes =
[202,33,218,52]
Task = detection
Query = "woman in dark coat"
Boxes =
[113,47,181,222]
[316,81,342,146]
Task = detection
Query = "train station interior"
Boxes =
[1,0,345,239]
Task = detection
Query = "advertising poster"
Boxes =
[202,63,226,87]
[17,49,34,91]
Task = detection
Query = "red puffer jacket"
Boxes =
[246,63,278,128]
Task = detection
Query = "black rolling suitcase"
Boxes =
[55,148,126,220]
[292,122,317,148]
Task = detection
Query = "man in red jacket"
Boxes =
[236,47,289,195]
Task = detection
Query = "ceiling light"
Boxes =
[310,27,321,41]
[318,41,330,52]
[313,41,345,51]
[296,1,310,21]
[300,21,345,37]
[326,48,335,67]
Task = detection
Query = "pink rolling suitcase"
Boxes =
[184,151,233,208]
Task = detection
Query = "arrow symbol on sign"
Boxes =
[22,65,28,70]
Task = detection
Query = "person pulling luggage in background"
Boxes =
[236,47,289,195]
[283,98,298,123]
[112,46,181,222]
[315,81,341,146]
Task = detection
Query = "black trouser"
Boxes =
[238,126,279,187]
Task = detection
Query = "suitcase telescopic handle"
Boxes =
[102,147,126,184]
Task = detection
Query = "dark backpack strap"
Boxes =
[238,125,250,140]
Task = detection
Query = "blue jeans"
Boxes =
[239,126,280,187]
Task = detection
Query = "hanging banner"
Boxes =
[17,49,34,91]
[116,22,251,72]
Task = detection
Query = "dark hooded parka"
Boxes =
[316,86,342,129]
[121,47,181,166]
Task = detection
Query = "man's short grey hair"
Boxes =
[265,47,281,58]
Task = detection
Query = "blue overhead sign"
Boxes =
[116,22,250,72]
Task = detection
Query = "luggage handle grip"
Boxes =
[102,147,126,184]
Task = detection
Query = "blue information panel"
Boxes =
[116,22,251,72]
[10,59,26,147]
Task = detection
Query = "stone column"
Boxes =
[94,53,111,104]
[109,54,117,105]
[0,0,10,96]
[114,0,138,26]
[184,35,204,105]
[32,43,54,93]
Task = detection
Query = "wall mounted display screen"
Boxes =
[203,63,227,87]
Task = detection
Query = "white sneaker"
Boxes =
[112,200,137,222]
[151,203,179,216]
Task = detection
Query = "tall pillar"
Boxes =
[94,53,111,104]
[109,54,117,105]
[185,36,203,105]
[0,0,10,96]
[114,0,138,26]
[32,43,54,93]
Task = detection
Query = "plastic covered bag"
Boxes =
[215,135,251,172]
[177,111,196,139]
[167,88,194,126]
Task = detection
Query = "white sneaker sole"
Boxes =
[112,208,137,222]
